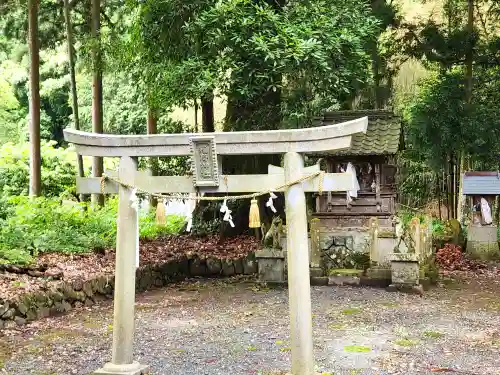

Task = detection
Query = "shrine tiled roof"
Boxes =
[312,110,402,156]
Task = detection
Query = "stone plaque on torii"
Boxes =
[63,116,368,375]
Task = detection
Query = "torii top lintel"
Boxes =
[63,117,368,157]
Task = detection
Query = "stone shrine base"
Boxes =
[467,225,500,261]
[363,266,392,288]
[327,269,363,286]
[255,245,434,295]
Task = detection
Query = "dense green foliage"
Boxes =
[404,68,500,169]
[0,140,185,265]
[0,196,185,265]
[0,141,76,198]
[0,68,24,143]
[396,0,500,214]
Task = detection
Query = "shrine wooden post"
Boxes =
[64,117,368,375]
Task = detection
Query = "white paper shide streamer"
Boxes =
[220,199,235,227]
[185,194,197,232]
[266,191,277,213]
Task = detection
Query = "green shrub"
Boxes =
[0,141,76,197]
[431,219,445,236]
[139,209,186,240]
[0,197,114,258]
[190,201,223,236]
[0,196,185,265]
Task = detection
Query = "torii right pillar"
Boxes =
[284,152,314,374]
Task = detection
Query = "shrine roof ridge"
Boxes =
[63,117,368,157]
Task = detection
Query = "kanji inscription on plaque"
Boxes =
[189,136,219,187]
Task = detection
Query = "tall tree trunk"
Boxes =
[449,156,456,219]
[445,171,450,220]
[465,0,474,104]
[454,156,460,218]
[457,152,465,222]
[91,0,104,206]
[194,99,199,132]
[201,93,214,132]
[437,173,442,221]
[64,0,85,197]
[28,0,41,197]
[447,157,454,219]
[371,49,381,109]
[458,0,474,223]
[496,160,500,224]
[147,107,158,208]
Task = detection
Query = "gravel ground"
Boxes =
[2,276,500,375]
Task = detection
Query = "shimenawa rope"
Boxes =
[99,170,325,202]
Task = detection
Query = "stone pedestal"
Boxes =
[255,248,286,284]
[388,253,422,294]
[280,233,324,278]
[94,362,149,375]
[328,269,363,286]
[466,225,500,261]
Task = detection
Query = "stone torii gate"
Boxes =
[63,117,368,375]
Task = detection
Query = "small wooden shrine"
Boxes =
[462,171,500,260]
[311,110,402,234]
[463,171,500,225]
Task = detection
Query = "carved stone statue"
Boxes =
[261,216,283,249]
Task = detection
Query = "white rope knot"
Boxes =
[266,192,277,213]
[130,188,139,211]
[220,199,235,227]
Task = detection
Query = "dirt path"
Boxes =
[2,276,500,375]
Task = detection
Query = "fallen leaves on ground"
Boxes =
[436,244,489,272]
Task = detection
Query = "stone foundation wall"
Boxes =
[318,229,370,270]
[0,254,257,330]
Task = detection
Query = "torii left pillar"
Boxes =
[95,156,149,375]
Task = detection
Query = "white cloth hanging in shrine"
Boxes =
[165,199,188,216]
[343,162,360,204]
[480,197,493,225]
[161,195,197,232]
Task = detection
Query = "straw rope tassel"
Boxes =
[155,199,166,226]
[249,198,261,228]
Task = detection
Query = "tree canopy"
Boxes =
[121,0,380,130]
